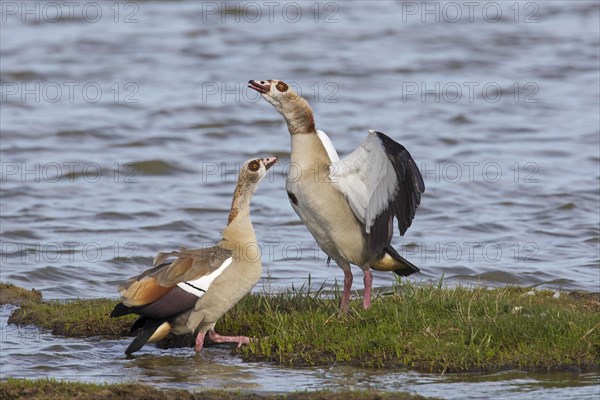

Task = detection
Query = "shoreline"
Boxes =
[0,379,436,400]
[2,281,599,373]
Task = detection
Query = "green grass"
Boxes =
[219,282,600,372]
[7,298,136,337]
[6,281,599,372]
[0,378,435,400]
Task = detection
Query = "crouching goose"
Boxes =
[249,79,425,313]
[110,156,278,354]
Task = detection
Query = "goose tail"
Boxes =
[370,245,420,277]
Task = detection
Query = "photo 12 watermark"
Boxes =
[420,161,540,184]
[200,81,339,104]
[1,241,140,264]
[0,240,541,271]
[196,161,540,185]
[401,82,539,104]
[400,2,540,24]
[1,1,140,24]
[199,1,339,23]
[0,323,44,344]
[175,240,543,265]
[1,82,139,104]
[399,241,540,264]
[1,162,139,184]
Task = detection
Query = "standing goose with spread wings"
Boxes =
[249,79,424,313]
[110,156,278,354]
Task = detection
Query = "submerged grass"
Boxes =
[0,379,435,400]
[6,281,600,372]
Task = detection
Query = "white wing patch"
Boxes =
[317,129,339,162]
[330,130,399,233]
[176,257,232,298]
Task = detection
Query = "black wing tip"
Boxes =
[373,130,408,152]
[130,316,147,334]
[124,318,165,355]
[125,339,144,355]
[373,130,425,229]
[125,330,149,354]
[110,302,132,318]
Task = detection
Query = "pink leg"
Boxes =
[195,330,206,352]
[208,330,251,348]
[340,268,353,314]
[363,269,373,309]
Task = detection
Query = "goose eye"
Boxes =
[276,82,288,92]
[248,160,260,172]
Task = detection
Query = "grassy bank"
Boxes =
[0,282,42,305]
[224,284,600,372]
[7,298,137,337]
[5,282,599,372]
[0,379,434,400]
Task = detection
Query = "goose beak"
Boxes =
[262,156,278,170]
[248,80,270,94]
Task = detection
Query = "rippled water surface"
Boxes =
[1,1,599,398]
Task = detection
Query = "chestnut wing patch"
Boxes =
[119,246,233,309]
[127,286,200,319]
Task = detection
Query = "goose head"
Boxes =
[227,156,278,225]
[238,156,278,186]
[248,79,304,114]
[248,79,315,134]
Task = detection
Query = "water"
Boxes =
[1,1,599,398]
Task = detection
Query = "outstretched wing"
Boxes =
[330,130,424,253]
[116,246,232,319]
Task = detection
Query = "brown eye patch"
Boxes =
[248,160,260,172]
[276,82,288,92]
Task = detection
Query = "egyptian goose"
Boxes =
[249,79,424,313]
[110,156,278,354]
